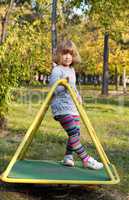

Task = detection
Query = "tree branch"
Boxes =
[0,0,15,45]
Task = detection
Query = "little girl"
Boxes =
[49,40,103,170]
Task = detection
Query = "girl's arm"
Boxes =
[49,67,66,94]
[71,68,82,104]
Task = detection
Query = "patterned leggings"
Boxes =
[55,114,87,160]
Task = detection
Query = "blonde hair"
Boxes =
[53,40,81,65]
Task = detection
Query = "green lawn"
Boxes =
[0,87,129,198]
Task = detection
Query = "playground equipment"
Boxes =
[0,79,120,184]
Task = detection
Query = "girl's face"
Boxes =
[61,53,73,67]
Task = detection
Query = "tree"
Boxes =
[0,1,51,130]
[102,32,109,95]
[0,0,15,130]
[0,0,15,44]
[66,0,129,94]
[51,0,58,58]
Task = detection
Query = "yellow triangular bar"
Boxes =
[0,79,120,184]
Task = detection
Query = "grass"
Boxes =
[0,86,129,199]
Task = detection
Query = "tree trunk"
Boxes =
[114,66,119,91]
[58,0,65,40]
[122,66,127,93]
[102,32,109,95]
[0,0,15,44]
[51,0,58,60]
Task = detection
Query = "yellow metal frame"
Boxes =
[0,79,120,184]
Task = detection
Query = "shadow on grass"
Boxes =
[0,181,127,200]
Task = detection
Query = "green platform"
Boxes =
[8,159,110,181]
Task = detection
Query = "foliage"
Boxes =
[0,2,51,123]
[57,0,129,76]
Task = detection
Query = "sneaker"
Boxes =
[63,155,75,167]
[83,156,103,170]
